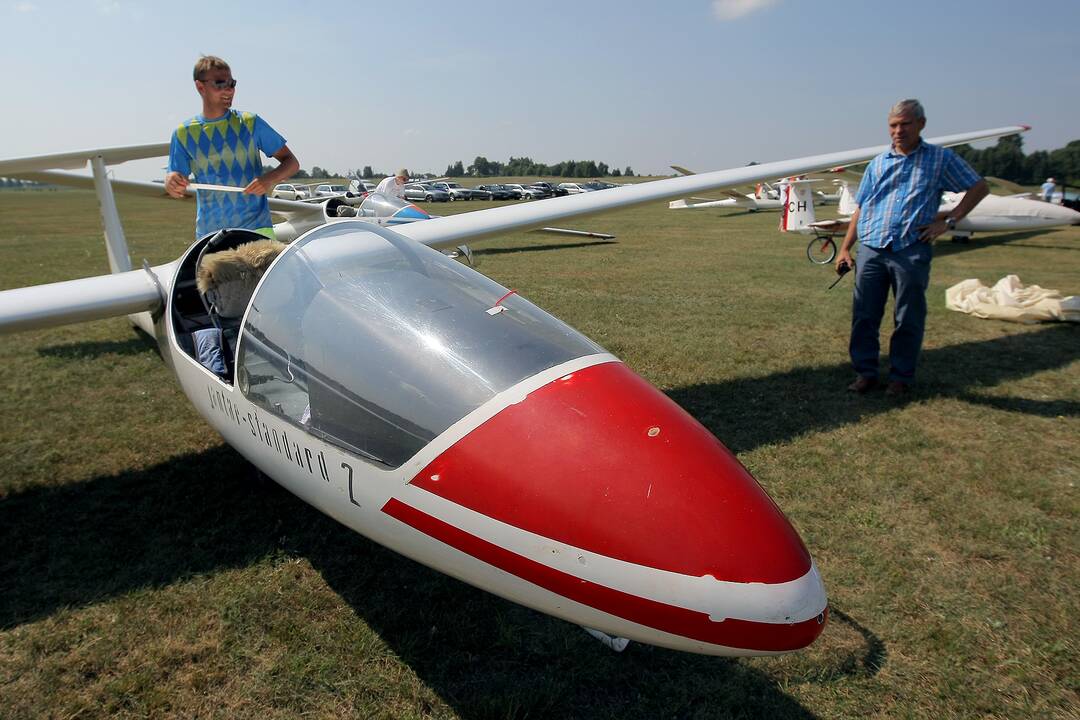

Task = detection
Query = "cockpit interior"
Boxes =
[171,223,603,468]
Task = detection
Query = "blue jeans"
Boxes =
[193,328,227,377]
[849,242,933,384]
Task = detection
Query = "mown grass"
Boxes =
[1,188,1077,719]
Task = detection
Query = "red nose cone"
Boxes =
[410,362,811,585]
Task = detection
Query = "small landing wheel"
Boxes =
[807,236,837,264]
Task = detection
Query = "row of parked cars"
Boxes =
[405,180,623,202]
[270,183,354,201]
[272,179,624,203]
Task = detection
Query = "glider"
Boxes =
[0,124,1027,655]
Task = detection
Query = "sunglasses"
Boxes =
[201,78,237,90]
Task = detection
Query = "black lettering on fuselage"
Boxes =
[232,405,359,510]
[343,462,361,507]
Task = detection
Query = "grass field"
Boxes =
[1,187,1077,719]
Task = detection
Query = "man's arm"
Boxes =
[244,145,300,196]
[918,179,989,242]
[834,206,860,273]
[165,132,190,199]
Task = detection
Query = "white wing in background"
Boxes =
[396,126,1029,249]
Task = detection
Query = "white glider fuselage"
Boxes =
[941,191,1080,233]
[147,224,826,656]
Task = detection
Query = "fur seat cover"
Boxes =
[196,239,287,318]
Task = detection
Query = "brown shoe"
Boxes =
[885,381,909,397]
[847,376,878,393]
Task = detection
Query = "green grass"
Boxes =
[1,189,1078,719]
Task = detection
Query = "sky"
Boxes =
[3,0,1078,180]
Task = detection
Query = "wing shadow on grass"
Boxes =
[36,332,158,360]
[932,229,1074,257]
[0,449,820,719]
[668,324,1079,455]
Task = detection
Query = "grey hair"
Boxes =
[889,99,925,121]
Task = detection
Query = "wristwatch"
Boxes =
[944,216,957,230]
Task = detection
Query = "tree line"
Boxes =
[291,157,636,180]
[952,135,1080,186]
[450,156,635,178]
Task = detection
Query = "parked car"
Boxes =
[271,183,308,200]
[313,184,349,198]
[403,183,450,202]
[557,182,592,194]
[431,181,474,201]
[475,184,515,200]
[503,183,546,200]
[583,181,617,191]
[528,182,568,198]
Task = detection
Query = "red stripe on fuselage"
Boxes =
[382,498,825,652]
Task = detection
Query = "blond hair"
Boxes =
[193,55,230,81]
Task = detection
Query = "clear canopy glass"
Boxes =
[237,223,603,468]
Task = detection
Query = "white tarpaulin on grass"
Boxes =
[946,275,1080,324]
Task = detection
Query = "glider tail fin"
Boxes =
[837,180,858,217]
[777,179,818,232]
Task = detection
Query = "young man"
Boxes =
[374,168,409,199]
[165,56,299,238]
[834,99,988,397]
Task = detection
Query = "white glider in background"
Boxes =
[0,123,1027,657]
[668,165,784,212]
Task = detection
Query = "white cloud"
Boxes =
[13,2,37,12]
[712,0,779,21]
[96,0,120,15]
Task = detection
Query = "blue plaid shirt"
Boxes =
[855,141,981,251]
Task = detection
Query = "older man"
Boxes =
[834,99,988,397]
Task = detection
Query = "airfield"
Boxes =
[1,185,1077,718]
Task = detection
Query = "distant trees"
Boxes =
[459,155,633,177]
[467,156,500,176]
[290,155,648,182]
[952,135,1080,185]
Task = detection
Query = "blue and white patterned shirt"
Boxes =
[168,109,286,238]
[854,141,981,251]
